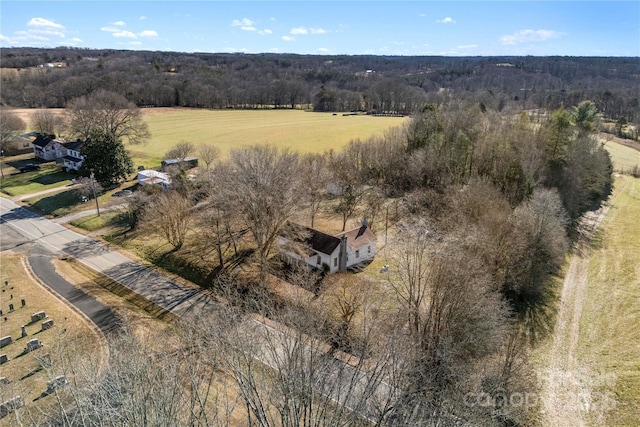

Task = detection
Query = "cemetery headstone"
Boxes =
[0,355,7,365]
[46,375,68,393]
[24,338,42,353]
[41,319,54,331]
[0,336,12,348]
[21,326,27,338]
[8,304,13,312]
[31,311,46,323]
[38,353,52,369]
[0,396,24,418]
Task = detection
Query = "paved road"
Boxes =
[0,197,223,319]
[28,250,122,334]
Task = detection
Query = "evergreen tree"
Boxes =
[80,130,134,186]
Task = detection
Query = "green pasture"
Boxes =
[579,175,640,426]
[132,109,409,169]
[602,140,640,173]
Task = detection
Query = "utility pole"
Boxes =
[90,170,100,216]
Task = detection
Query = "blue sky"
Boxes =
[1,1,638,56]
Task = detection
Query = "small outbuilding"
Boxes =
[137,169,172,190]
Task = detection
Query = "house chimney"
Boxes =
[338,235,348,272]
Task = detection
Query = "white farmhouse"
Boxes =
[279,223,377,274]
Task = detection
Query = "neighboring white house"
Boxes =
[32,134,85,171]
[137,169,172,190]
[32,134,66,161]
[61,140,84,172]
[279,223,377,274]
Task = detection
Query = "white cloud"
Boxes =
[138,30,158,38]
[28,17,65,29]
[437,17,456,24]
[113,21,126,27]
[500,29,565,45]
[291,26,327,35]
[139,16,147,21]
[130,41,142,46]
[258,29,272,35]
[318,47,330,53]
[113,30,137,39]
[241,26,256,31]
[282,35,295,42]
[457,44,478,49]
[101,26,119,33]
[232,18,254,27]
[70,37,83,43]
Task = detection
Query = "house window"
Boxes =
[317,255,322,265]
[368,246,371,254]
[355,250,360,258]
[334,258,337,267]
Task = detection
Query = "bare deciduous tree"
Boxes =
[66,89,150,144]
[220,145,304,283]
[387,231,511,424]
[166,140,195,161]
[197,143,221,170]
[30,109,65,137]
[142,190,192,251]
[300,153,328,228]
[0,109,27,177]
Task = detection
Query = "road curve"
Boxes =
[28,251,122,334]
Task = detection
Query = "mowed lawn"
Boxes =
[579,175,640,426]
[132,108,409,168]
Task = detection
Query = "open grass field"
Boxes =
[133,108,409,168]
[577,175,640,426]
[602,140,640,173]
[0,253,102,425]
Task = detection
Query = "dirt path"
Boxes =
[541,178,627,426]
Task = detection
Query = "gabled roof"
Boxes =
[63,140,83,151]
[32,134,58,148]
[336,225,377,249]
[285,223,376,256]
[307,228,342,255]
[284,223,341,256]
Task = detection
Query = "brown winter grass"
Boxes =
[578,175,640,426]
[0,252,102,425]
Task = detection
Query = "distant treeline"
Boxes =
[1,47,639,120]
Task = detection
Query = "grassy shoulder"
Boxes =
[578,175,640,426]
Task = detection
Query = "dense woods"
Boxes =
[0,48,626,426]
[1,47,639,124]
